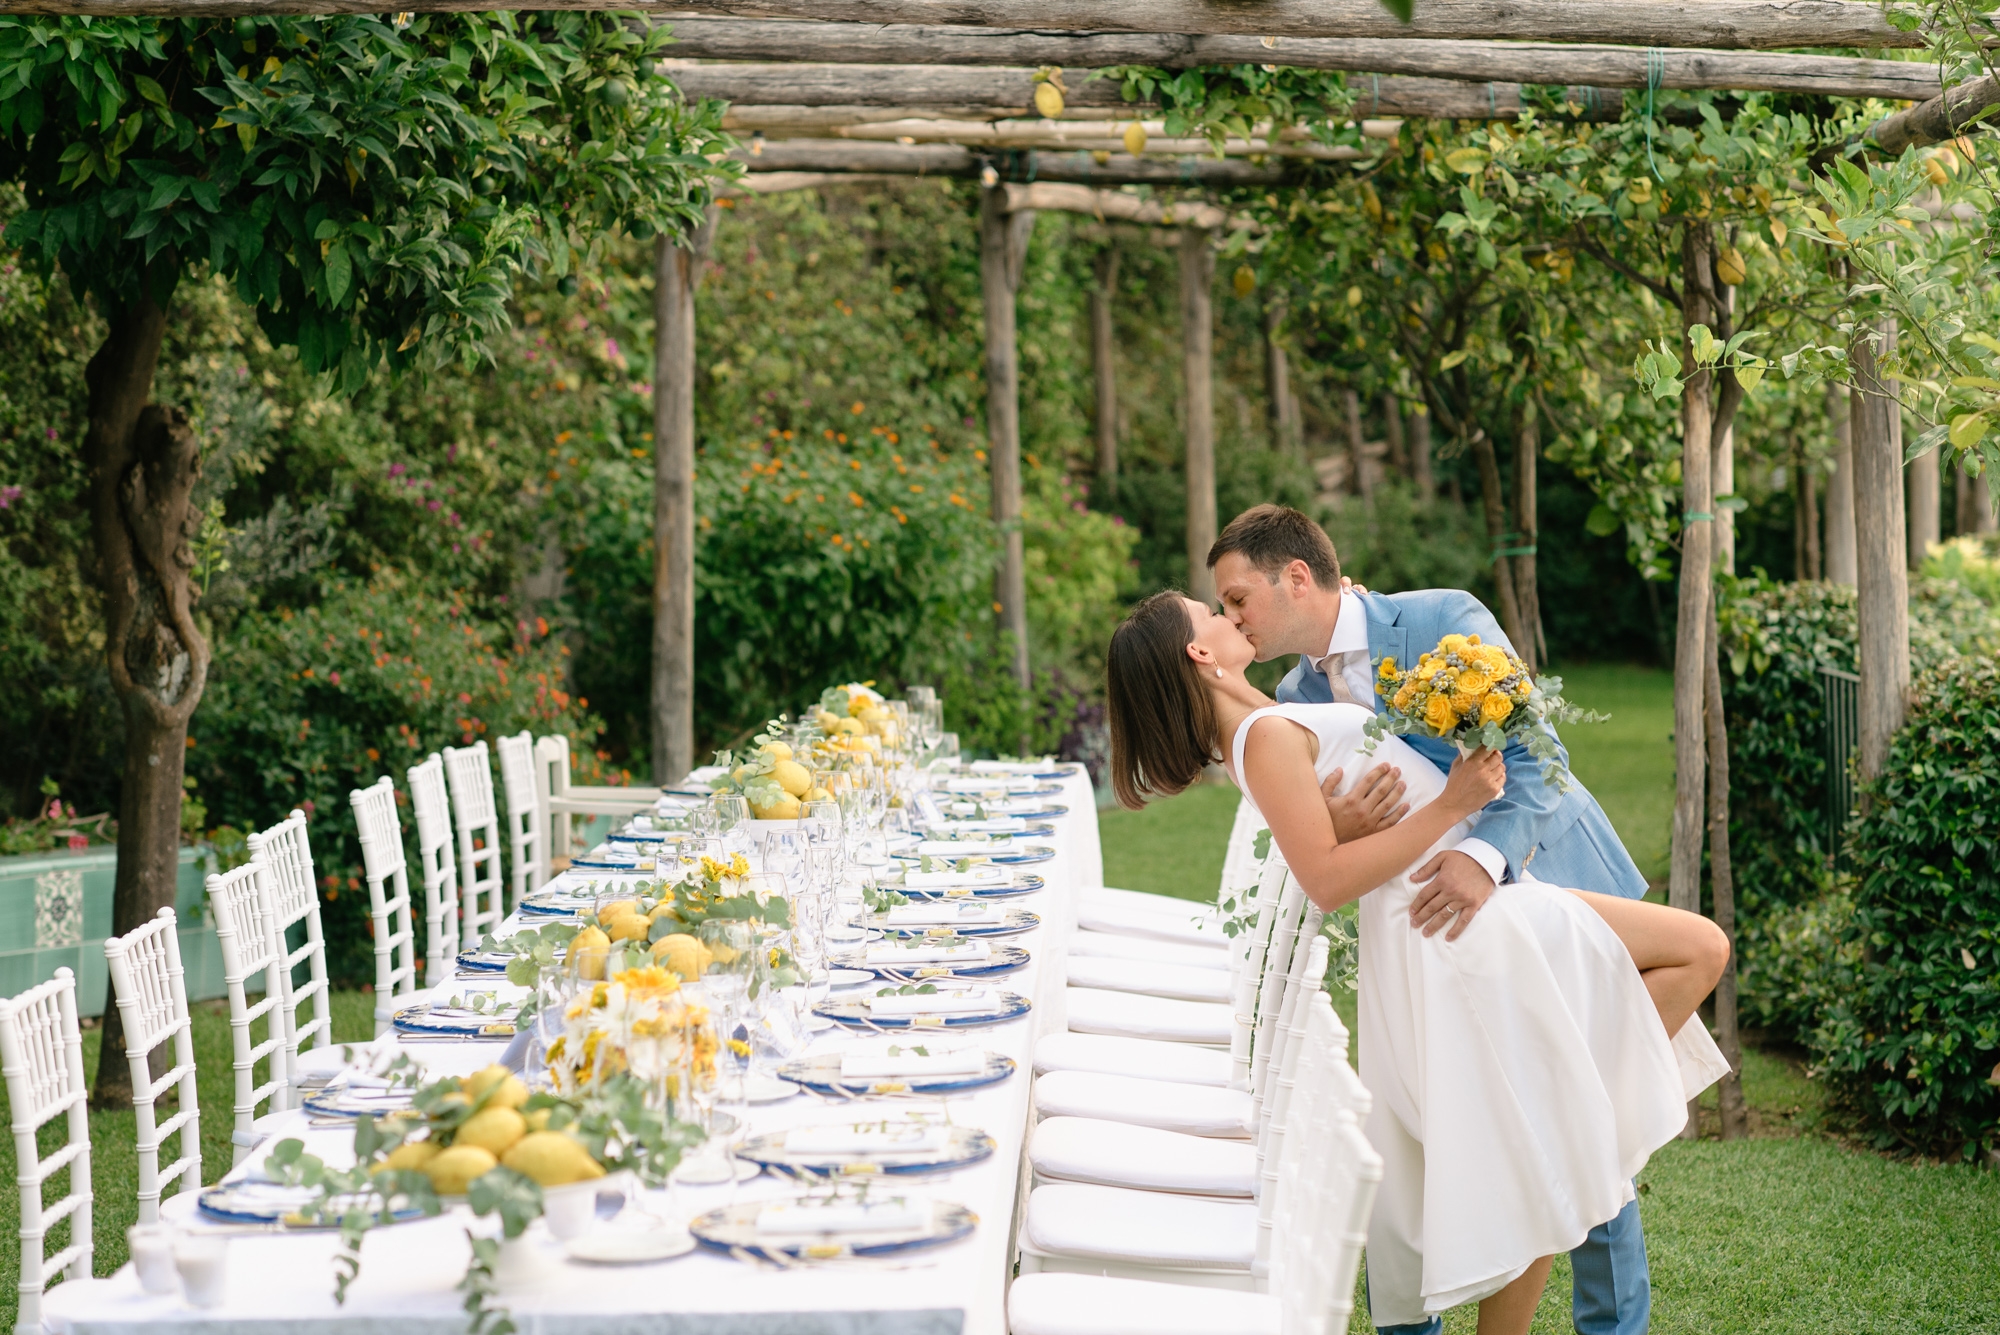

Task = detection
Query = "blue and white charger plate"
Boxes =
[870,908,1040,940]
[689,1199,977,1262]
[777,1050,1017,1098]
[942,763,1079,781]
[199,1183,426,1227]
[455,947,517,973]
[894,844,1055,868]
[833,944,1030,981]
[813,990,1030,1031]
[941,801,1068,821]
[301,1086,416,1119]
[734,1124,995,1179]
[521,891,594,918]
[891,874,1044,901]
[570,849,665,872]
[921,821,1057,840]
[392,1002,517,1039]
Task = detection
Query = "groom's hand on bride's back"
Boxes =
[1322,762,1408,841]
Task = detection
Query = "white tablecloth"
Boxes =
[47,770,1101,1335]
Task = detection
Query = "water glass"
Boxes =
[127,1224,178,1295]
[935,731,960,766]
[172,1233,229,1309]
[709,793,749,837]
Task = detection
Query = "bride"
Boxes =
[1106,591,1730,1335]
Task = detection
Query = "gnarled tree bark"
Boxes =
[1181,226,1218,604]
[1091,246,1120,505]
[87,292,210,1109]
[1823,383,1857,584]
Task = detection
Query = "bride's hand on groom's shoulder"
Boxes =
[1322,762,1408,841]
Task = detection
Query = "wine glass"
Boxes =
[709,793,749,838]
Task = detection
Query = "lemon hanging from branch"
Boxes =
[1032,67,1066,119]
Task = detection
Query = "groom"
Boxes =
[1207,504,1652,1335]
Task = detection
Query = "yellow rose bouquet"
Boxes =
[1364,634,1604,790]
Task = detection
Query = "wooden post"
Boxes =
[1669,224,1715,923]
[1410,403,1435,501]
[1266,302,1301,457]
[1703,595,1747,1139]
[1383,392,1407,478]
[1908,434,1940,567]
[1181,226,1217,603]
[1514,397,1544,674]
[1343,388,1372,501]
[651,207,720,786]
[1850,321,1909,784]
[1091,246,1120,505]
[981,186,1034,689]
[1824,383,1857,583]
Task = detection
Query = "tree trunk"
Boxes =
[1410,404,1435,502]
[1090,246,1120,505]
[1467,428,1529,654]
[1703,594,1747,1140]
[981,187,1034,688]
[650,208,720,786]
[1382,392,1407,479]
[1513,398,1544,675]
[87,293,209,1109]
[1794,436,1821,580]
[1823,383,1858,584]
[1850,322,1909,785]
[1180,226,1218,604]
[1960,464,1997,535]
[1907,432,1939,567]
[1713,423,1736,576]
[1343,387,1372,502]
[1265,300,1301,459]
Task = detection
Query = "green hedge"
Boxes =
[1812,657,2000,1158]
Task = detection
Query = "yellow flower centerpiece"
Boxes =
[1366,634,1603,789]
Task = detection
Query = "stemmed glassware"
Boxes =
[906,684,941,754]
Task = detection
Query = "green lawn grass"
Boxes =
[1103,665,2000,1335]
[0,991,375,1327]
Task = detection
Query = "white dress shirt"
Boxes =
[1311,592,1509,886]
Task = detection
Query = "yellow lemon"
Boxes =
[647,902,680,923]
[455,1105,528,1156]
[569,925,611,979]
[753,793,802,820]
[372,1139,441,1175]
[501,1131,605,1188]
[1033,81,1064,118]
[650,933,713,979]
[771,759,812,798]
[595,899,638,922]
[805,786,832,803]
[523,1107,551,1133]
[461,1065,529,1109]
[606,913,650,944]
[425,1144,498,1196]
[758,741,794,763]
[731,763,758,785]
[1123,121,1147,156]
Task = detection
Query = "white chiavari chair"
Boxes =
[1072,795,1261,950]
[351,776,420,1033]
[408,753,462,981]
[208,861,292,1162]
[530,733,658,873]
[248,810,333,1062]
[1009,1000,1381,1335]
[495,731,546,909]
[0,969,92,1335]
[103,909,201,1224]
[442,742,507,947]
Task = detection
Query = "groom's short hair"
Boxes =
[1208,504,1341,588]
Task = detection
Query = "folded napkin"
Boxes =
[884,902,1008,927]
[939,776,1040,794]
[839,1049,988,1079]
[863,940,991,965]
[929,817,1027,834]
[781,1125,951,1155]
[685,765,728,783]
[945,797,1045,814]
[325,1069,394,1091]
[868,988,996,1017]
[969,760,1053,773]
[755,1199,927,1237]
[900,868,1006,891]
[914,839,1013,857]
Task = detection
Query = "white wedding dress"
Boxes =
[1230,702,1728,1323]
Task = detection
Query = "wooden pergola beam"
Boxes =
[680,64,1626,120]
[732,116,1374,157]
[1867,72,2000,153]
[735,139,1292,184]
[1002,181,1229,228]
[0,0,1919,49]
[664,25,1939,101]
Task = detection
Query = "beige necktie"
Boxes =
[1323,649,1366,705]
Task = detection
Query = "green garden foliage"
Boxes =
[1814,657,2000,1157]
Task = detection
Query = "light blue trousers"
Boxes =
[1370,1197,1650,1335]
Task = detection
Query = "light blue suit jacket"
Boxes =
[1276,588,1647,899]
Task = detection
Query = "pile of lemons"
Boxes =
[372,1065,605,1194]
[567,898,716,980]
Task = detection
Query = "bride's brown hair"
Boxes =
[1106,590,1220,810]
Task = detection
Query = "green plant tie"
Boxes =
[1643,48,1666,182]
[1370,74,1382,117]
[1685,511,1715,523]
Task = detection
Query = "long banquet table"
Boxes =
[47,767,1103,1335]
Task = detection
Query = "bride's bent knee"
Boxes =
[1689,913,1731,988]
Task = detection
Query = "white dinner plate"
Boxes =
[565,1227,696,1264]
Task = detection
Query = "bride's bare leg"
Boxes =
[1476,1255,1554,1335]
[1570,889,1730,1035]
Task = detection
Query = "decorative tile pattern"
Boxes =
[34,869,84,949]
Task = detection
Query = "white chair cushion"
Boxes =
[1069,930,1230,970]
[1066,987,1233,1045]
[1088,887,1221,920]
[1034,1032,1235,1086]
[1065,956,1231,1003]
[1078,895,1227,946]
[1035,1070,1254,1138]
[1009,1272,1279,1335]
[1023,1182,1258,1269]
[1030,1117,1256,1196]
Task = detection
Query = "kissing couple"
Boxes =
[1106,504,1730,1335]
